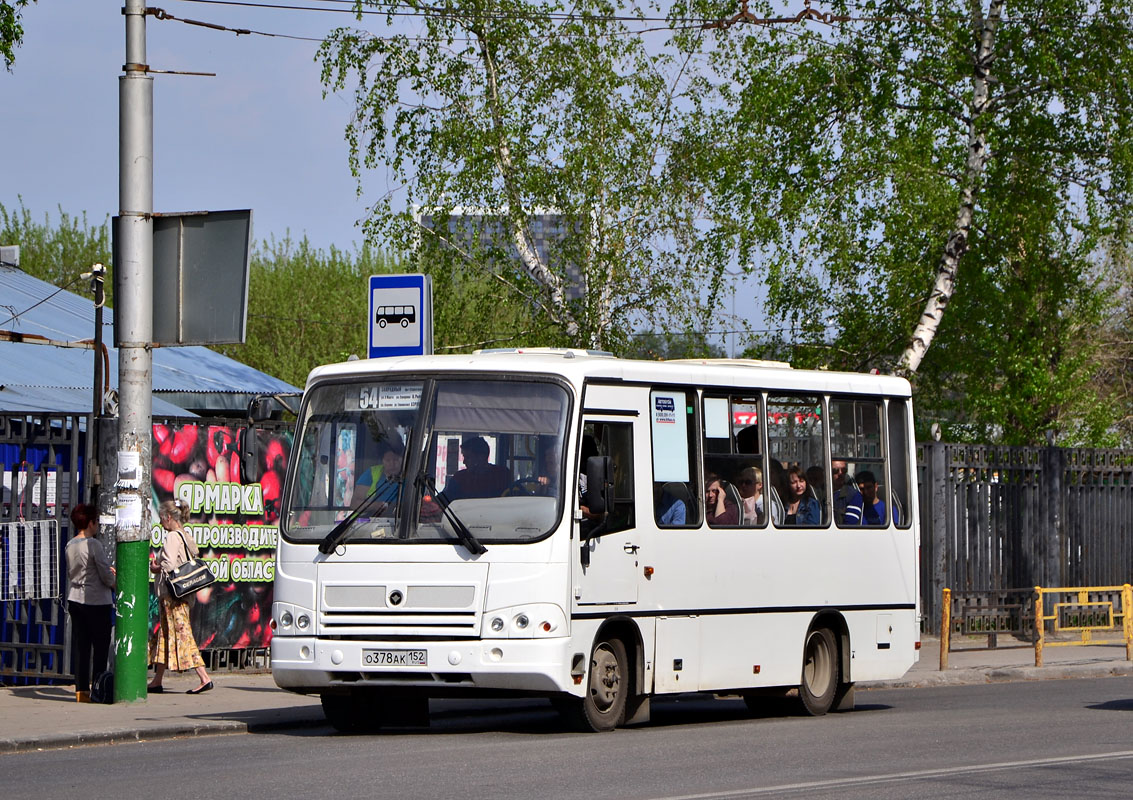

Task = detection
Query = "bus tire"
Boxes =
[378,319,387,328]
[562,637,628,732]
[799,627,838,716]
[400,318,409,327]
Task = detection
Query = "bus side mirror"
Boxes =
[584,455,614,516]
[240,427,262,484]
[247,396,274,422]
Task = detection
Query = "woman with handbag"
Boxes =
[66,503,116,702]
[148,498,213,694]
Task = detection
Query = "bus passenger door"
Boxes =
[574,404,643,607]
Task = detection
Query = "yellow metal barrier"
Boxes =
[1033,584,1133,667]
[940,584,1133,670]
[940,587,952,671]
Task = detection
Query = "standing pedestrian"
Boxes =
[148,498,213,694]
[66,503,116,703]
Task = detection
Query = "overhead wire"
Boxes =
[161,0,1123,44]
[0,274,87,328]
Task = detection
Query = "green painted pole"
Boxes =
[114,538,151,702]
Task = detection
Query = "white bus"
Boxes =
[271,349,920,731]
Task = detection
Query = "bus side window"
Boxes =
[582,422,635,534]
[831,398,890,527]
[766,395,829,527]
[887,399,912,528]
[701,394,766,528]
[651,389,698,528]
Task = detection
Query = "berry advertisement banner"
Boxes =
[150,420,291,650]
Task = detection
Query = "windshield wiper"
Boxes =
[420,473,487,556]
[317,489,390,555]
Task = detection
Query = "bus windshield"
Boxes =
[283,377,570,546]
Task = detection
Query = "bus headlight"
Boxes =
[272,602,313,635]
[482,604,566,638]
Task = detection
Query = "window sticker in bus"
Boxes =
[345,382,423,411]
[332,425,356,508]
[703,397,731,440]
[651,390,690,483]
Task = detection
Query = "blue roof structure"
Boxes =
[0,265,299,416]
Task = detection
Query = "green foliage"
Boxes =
[212,235,401,387]
[689,0,1133,445]
[319,0,717,349]
[0,0,33,70]
[0,200,113,305]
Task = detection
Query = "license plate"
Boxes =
[362,649,427,667]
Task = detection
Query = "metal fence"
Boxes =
[919,444,1133,633]
[0,413,84,684]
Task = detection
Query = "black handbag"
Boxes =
[164,530,217,599]
[90,669,114,704]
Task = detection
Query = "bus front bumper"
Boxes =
[271,636,579,694]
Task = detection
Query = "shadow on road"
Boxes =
[246,695,898,739]
[1086,698,1133,711]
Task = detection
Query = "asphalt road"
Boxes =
[4,677,1131,799]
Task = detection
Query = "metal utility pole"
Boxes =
[115,0,155,703]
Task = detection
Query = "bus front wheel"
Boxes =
[799,627,838,716]
[561,637,628,732]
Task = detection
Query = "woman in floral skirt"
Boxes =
[148,498,213,694]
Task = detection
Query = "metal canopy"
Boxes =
[0,265,296,415]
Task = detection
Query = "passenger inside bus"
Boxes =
[705,475,739,526]
[783,466,821,526]
[444,436,513,500]
[806,465,826,507]
[844,470,898,526]
[656,484,688,525]
[735,466,765,525]
[831,459,857,523]
[536,442,561,497]
[578,434,602,524]
[736,424,759,454]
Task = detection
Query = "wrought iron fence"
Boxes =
[919,444,1133,633]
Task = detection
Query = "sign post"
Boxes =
[368,274,433,358]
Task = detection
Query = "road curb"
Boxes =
[0,708,329,755]
[0,720,247,754]
[862,662,1133,690]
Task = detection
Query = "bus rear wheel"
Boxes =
[799,627,838,716]
[560,637,628,732]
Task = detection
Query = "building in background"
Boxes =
[414,207,585,301]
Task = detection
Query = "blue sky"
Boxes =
[4,1,375,253]
[4,0,767,352]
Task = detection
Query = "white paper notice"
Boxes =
[117,451,141,489]
[116,494,143,530]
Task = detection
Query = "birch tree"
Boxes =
[1,0,34,70]
[691,0,1133,442]
[319,0,712,350]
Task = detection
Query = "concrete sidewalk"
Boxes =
[2,635,1130,754]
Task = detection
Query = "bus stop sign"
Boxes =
[368,274,433,358]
